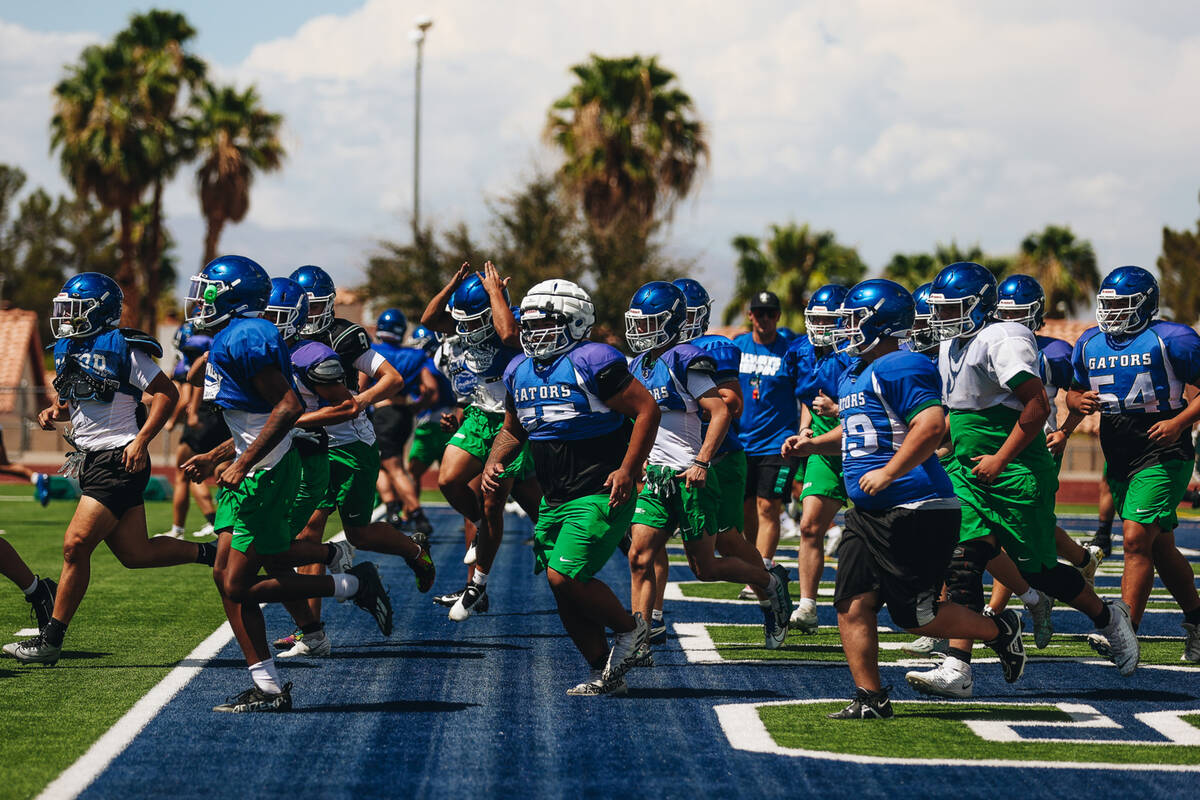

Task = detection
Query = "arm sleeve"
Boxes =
[685,368,718,398]
[355,350,386,376]
[128,349,163,391]
[594,360,633,401]
[1047,351,1074,392]
[1163,325,1200,385]
[1070,336,1090,391]
[990,331,1040,388]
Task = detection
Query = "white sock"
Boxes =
[762,557,774,569]
[22,577,38,596]
[472,569,488,587]
[171,525,185,535]
[799,597,817,614]
[29,474,40,485]
[331,573,360,599]
[651,609,663,624]
[248,659,282,694]
[1019,588,1041,606]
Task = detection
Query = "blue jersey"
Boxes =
[504,342,634,505]
[692,333,744,454]
[734,332,802,456]
[837,351,955,511]
[464,336,523,413]
[1071,320,1200,478]
[1036,334,1073,434]
[791,338,855,427]
[288,338,344,455]
[371,341,428,393]
[416,356,455,424]
[53,329,142,402]
[632,343,718,469]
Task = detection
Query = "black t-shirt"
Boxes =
[1099,410,1196,482]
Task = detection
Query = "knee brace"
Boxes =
[1024,563,1085,603]
[945,539,998,612]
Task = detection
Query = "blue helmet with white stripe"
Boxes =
[672,278,711,342]
[625,281,686,353]
[410,324,438,356]
[290,265,337,335]
[928,262,997,340]
[1097,266,1158,335]
[833,279,914,356]
[51,272,122,339]
[995,274,1045,332]
[187,255,272,330]
[805,283,850,347]
[264,278,309,342]
[907,282,938,353]
[376,308,408,343]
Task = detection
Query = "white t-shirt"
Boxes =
[222,409,294,471]
[938,322,1040,412]
[649,370,717,470]
[326,350,386,448]
[70,350,161,452]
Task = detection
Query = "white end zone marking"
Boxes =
[36,621,235,799]
[715,699,1200,771]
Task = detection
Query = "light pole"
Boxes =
[410,16,433,233]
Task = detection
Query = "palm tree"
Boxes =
[884,241,1013,290]
[545,54,708,233]
[1014,225,1098,318]
[190,82,285,266]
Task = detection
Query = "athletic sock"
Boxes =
[249,659,282,694]
[1091,603,1112,629]
[472,569,488,587]
[651,609,664,624]
[196,542,217,566]
[798,597,817,614]
[331,573,360,599]
[171,525,185,536]
[1095,520,1113,538]
[1183,606,1200,626]
[21,577,38,596]
[948,646,972,664]
[300,621,324,635]
[43,618,66,647]
[1018,588,1041,606]
[762,557,774,570]
[204,512,216,525]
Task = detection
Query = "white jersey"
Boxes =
[650,370,716,469]
[326,350,386,448]
[938,322,1040,412]
[70,350,161,452]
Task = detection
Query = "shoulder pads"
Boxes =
[328,319,371,361]
[120,328,164,358]
[307,356,346,385]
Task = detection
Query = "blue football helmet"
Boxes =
[777,326,798,343]
[187,255,271,329]
[449,273,508,347]
[290,265,337,335]
[995,274,1045,332]
[833,279,915,356]
[672,278,711,342]
[51,273,122,339]
[927,262,997,340]
[264,278,310,342]
[376,308,408,343]
[1097,266,1158,335]
[409,324,439,356]
[625,281,686,353]
[805,284,849,347]
[907,282,938,354]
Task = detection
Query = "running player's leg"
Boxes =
[0,538,36,593]
[380,454,419,517]
[684,533,770,588]
[754,496,782,563]
[1086,467,1116,556]
[438,444,484,533]
[628,523,671,621]
[795,493,841,632]
[1150,529,1200,621]
[167,442,195,536]
[104,503,214,569]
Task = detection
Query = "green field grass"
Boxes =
[704,624,1199,666]
[759,702,1200,765]
[0,485,342,799]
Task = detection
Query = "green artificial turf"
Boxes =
[758,702,1200,765]
[0,485,342,799]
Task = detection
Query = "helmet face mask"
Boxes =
[805,310,840,347]
[1096,290,1148,334]
[186,276,234,329]
[680,304,710,342]
[907,316,939,353]
[519,279,596,359]
[51,274,122,339]
[832,306,878,355]
[300,294,334,335]
[519,310,571,359]
[928,293,981,340]
[51,295,99,339]
[994,299,1043,331]
[624,309,676,353]
[452,306,495,346]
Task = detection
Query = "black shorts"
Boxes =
[181,403,231,454]
[80,447,150,518]
[833,505,960,629]
[373,404,414,460]
[743,454,800,500]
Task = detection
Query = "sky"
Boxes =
[3,0,1200,318]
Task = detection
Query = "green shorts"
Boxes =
[216,447,301,556]
[533,494,636,581]
[634,463,717,541]
[319,440,381,527]
[447,405,532,479]
[1106,459,1192,532]
[945,456,1058,573]
[711,450,747,532]
[289,449,330,536]
[409,422,451,467]
[800,452,848,504]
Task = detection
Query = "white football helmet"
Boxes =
[519,279,596,359]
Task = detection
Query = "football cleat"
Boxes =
[1181,622,1200,663]
[327,539,355,574]
[632,642,654,668]
[34,473,50,507]
[828,686,894,720]
[27,578,56,631]
[405,545,436,593]
[736,586,758,601]
[349,562,393,637]
[767,564,793,638]
[190,522,215,538]
[408,508,434,535]
[4,632,62,666]
[905,656,973,698]
[789,603,819,635]
[1084,530,1113,559]
[1098,599,1139,676]
[649,620,667,646]
[1026,590,1055,649]
[566,670,627,697]
[449,583,489,622]
[433,588,464,608]
[463,543,478,566]
[273,629,302,651]
[1080,545,1104,589]
[901,636,949,657]
[213,682,293,713]
[603,613,648,682]
[984,608,1027,683]
[277,630,331,659]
